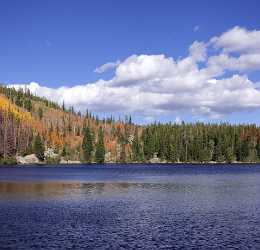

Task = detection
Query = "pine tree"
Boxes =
[167,143,178,162]
[95,127,105,163]
[143,128,155,159]
[38,107,43,120]
[61,144,68,157]
[119,143,126,163]
[82,126,93,162]
[214,140,224,162]
[132,127,141,161]
[256,139,260,161]
[62,101,65,111]
[225,147,235,163]
[33,134,45,161]
[241,139,250,161]
[24,98,32,112]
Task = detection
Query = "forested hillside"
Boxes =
[0,85,139,163]
[1,84,260,164]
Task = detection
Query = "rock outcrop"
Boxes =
[16,154,40,164]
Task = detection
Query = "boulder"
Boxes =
[16,154,39,164]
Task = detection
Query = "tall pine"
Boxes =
[132,127,142,161]
[82,126,93,162]
[33,134,45,161]
[95,127,105,163]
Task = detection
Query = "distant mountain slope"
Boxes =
[0,85,139,163]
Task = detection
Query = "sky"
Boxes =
[1,0,260,124]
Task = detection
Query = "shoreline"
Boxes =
[1,161,260,167]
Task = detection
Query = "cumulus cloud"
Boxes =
[8,26,260,122]
[211,26,260,53]
[208,53,260,72]
[95,60,120,73]
[189,41,207,62]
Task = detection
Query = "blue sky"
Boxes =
[1,1,260,124]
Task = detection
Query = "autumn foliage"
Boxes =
[0,86,138,162]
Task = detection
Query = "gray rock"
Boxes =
[16,154,39,164]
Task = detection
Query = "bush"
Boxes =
[0,157,17,165]
[45,156,61,164]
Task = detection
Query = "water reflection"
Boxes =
[0,181,206,200]
[0,182,80,199]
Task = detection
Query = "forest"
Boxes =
[1,84,260,164]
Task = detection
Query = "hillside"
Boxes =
[0,85,140,163]
[0,94,33,162]
[1,85,260,164]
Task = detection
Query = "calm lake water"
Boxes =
[0,164,260,249]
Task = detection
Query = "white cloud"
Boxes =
[95,60,120,73]
[211,26,260,53]
[189,41,207,62]
[208,53,260,72]
[8,26,260,122]
[113,54,175,84]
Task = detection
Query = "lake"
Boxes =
[0,164,260,249]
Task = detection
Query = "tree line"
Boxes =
[141,122,260,163]
[0,86,60,112]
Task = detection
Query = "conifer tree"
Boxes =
[132,127,141,161]
[225,146,235,163]
[256,139,260,161]
[82,126,93,162]
[62,100,65,111]
[95,127,105,163]
[33,134,45,161]
[38,107,43,120]
[167,144,178,162]
[120,143,126,163]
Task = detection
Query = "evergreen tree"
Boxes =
[256,139,260,161]
[61,144,68,157]
[95,127,105,163]
[214,140,224,162]
[143,128,155,159]
[62,101,65,111]
[61,144,70,160]
[241,139,250,161]
[119,143,126,163]
[225,147,234,163]
[82,126,93,162]
[38,107,43,120]
[132,127,142,161]
[33,134,45,161]
[167,143,178,162]
[24,98,32,111]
